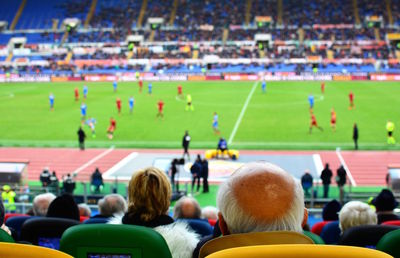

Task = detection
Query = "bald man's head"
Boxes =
[217,162,306,234]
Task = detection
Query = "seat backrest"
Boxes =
[377,228,400,257]
[206,244,393,258]
[0,228,14,243]
[60,224,172,258]
[320,221,341,244]
[339,225,400,248]
[311,220,331,235]
[179,218,213,237]
[303,230,325,244]
[199,231,314,258]
[382,220,400,227]
[0,242,73,258]
[4,213,28,223]
[82,217,110,224]
[5,216,36,240]
[20,217,80,249]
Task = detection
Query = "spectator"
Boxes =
[169,159,179,192]
[0,199,11,235]
[202,158,209,193]
[190,155,203,193]
[94,194,127,218]
[1,185,16,213]
[339,201,377,233]
[63,173,76,195]
[32,193,56,216]
[321,163,333,198]
[371,189,400,224]
[217,161,307,234]
[173,196,202,220]
[46,194,80,221]
[201,206,219,221]
[49,171,59,194]
[109,167,199,258]
[322,199,342,221]
[39,167,51,187]
[301,169,313,197]
[90,167,104,193]
[78,203,92,217]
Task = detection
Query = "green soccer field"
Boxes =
[1,81,399,150]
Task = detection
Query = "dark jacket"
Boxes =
[321,166,333,185]
[336,166,347,186]
[77,128,86,142]
[190,160,202,177]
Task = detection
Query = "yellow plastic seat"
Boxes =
[206,244,393,258]
[0,242,73,258]
[199,231,314,258]
[204,149,239,159]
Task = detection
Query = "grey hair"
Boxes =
[33,193,56,216]
[201,206,219,220]
[217,162,305,234]
[339,201,377,233]
[98,194,127,217]
[78,203,92,217]
[173,196,202,219]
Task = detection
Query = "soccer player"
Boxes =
[177,84,183,98]
[138,79,143,93]
[349,91,354,109]
[186,94,194,111]
[83,85,88,99]
[49,93,55,111]
[261,80,266,93]
[148,83,152,95]
[330,108,337,132]
[386,120,396,144]
[213,112,220,135]
[308,93,314,110]
[80,102,87,118]
[74,87,79,101]
[156,99,164,119]
[85,117,97,138]
[107,117,116,139]
[113,81,118,92]
[129,96,134,114]
[321,82,325,94]
[309,113,323,134]
[116,97,122,114]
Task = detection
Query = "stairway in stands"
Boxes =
[245,0,252,25]
[10,0,26,31]
[352,0,361,25]
[137,0,148,28]
[84,0,98,28]
[169,0,178,26]
[385,0,394,25]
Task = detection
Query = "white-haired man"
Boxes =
[32,193,56,216]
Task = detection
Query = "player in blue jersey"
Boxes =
[261,80,266,93]
[85,117,97,138]
[80,102,87,118]
[129,96,134,114]
[212,112,220,135]
[148,83,152,95]
[308,93,314,111]
[83,85,88,99]
[49,93,55,111]
[113,81,118,92]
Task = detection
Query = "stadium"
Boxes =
[0,0,400,257]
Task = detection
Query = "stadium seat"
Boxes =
[0,228,14,243]
[382,220,400,226]
[82,217,110,224]
[20,217,80,249]
[311,220,332,235]
[303,230,325,244]
[177,219,213,237]
[0,242,72,258]
[4,213,28,223]
[205,244,392,258]
[338,225,400,248]
[5,216,36,240]
[205,149,239,160]
[199,231,314,258]
[320,221,341,244]
[59,224,172,258]
[377,228,400,257]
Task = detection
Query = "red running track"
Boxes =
[0,148,399,186]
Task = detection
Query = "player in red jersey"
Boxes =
[156,99,164,119]
[116,98,122,114]
[138,79,143,93]
[177,84,183,98]
[309,113,323,134]
[330,108,337,132]
[74,87,79,101]
[107,117,116,139]
[349,91,354,109]
[321,82,325,94]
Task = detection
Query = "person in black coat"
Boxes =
[77,126,86,150]
[320,163,333,198]
[202,158,209,193]
[353,123,359,150]
[336,165,347,203]
[190,155,202,193]
[182,131,191,160]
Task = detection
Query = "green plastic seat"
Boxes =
[59,224,172,258]
[0,228,14,243]
[376,228,400,257]
[303,230,325,244]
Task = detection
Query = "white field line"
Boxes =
[103,152,138,180]
[228,81,259,145]
[313,154,324,184]
[72,146,115,175]
[335,148,357,186]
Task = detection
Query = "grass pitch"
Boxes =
[1,80,399,150]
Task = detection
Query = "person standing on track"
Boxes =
[77,126,86,150]
[182,130,191,160]
[353,123,359,150]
